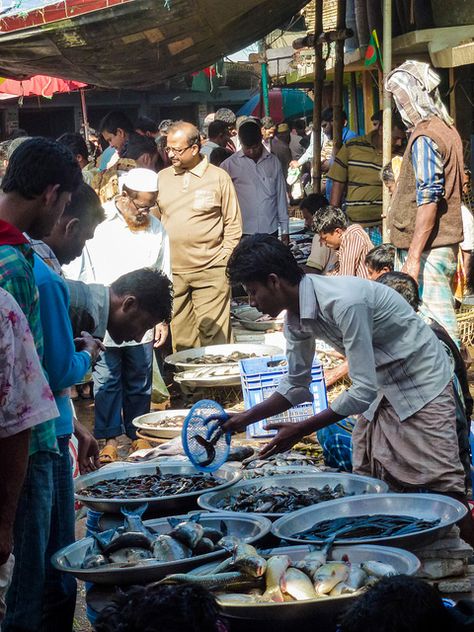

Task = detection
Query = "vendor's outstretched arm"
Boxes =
[221,392,292,434]
[260,406,345,459]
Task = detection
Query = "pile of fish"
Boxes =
[244,452,320,471]
[293,514,441,541]
[141,415,185,429]
[185,352,257,365]
[82,508,235,569]
[216,484,347,514]
[161,542,398,603]
[80,467,221,499]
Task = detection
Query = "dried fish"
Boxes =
[185,352,258,365]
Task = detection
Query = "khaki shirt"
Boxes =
[157,157,242,273]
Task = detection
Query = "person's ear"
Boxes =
[43,183,61,208]
[64,217,80,236]
[121,295,137,313]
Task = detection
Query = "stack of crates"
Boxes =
[239,354,328,439]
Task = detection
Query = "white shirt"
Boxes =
[67,199,171,347]
[220,148,289,235]
[460,204,474,252]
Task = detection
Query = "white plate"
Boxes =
[132,410,189,438]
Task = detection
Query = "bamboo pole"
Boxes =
[381,0,392,243]
[332,0,347,154]
[312,0,324,193]
[80,88,90,144]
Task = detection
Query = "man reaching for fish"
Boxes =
[222,235,474,542]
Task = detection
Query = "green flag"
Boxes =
[365,30,382,69]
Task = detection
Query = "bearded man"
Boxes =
[69,168,171,462]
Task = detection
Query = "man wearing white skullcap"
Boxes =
[67,167,171,462]
[386,60,464,344]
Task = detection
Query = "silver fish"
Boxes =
[284,567,318,601]
[193,537,216,555]
[345,566,368,590]
[168,517,204,549]
[313,562,349,595]
[159,571,259,591]
[361,561,397,578]
[262,555,291,603]
[215,593,260,604]
[108,547,153,564]
[152,534,192,561]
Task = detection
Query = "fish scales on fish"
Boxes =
[187,548,399,605]
[217,484,348,514]
[80,509,231,570]
[292,514,441,541]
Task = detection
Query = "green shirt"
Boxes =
[327,131,383,226]
[0,242,58,454]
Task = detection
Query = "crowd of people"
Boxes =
[1,58,474,631]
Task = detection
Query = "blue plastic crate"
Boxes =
[239,355,328,439]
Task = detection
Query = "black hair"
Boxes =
[167,121,201,148]
[339,575,452,632]
[95,584,223,632]
[381,162,395,183]
[2,137,83,199]
[64,182,105,224]
[299,193,329,215]
[371,110,383,123]
[365,244,395,272]
[99,110,134,135]
[321,107,348,123]
[293,119,306,133]
[8,128,28,140]
[260,116,275,129]
[126,134,158,160]
[57,132,89,161]
[313,205,348,234]
[208,120,229,139]
[111,268,173,324]
[209,147,233,167]
[227,233,304,286]
[377,271,421,311]
[215,108,236,126]
[238,121,262,146]
[135,116,158,135]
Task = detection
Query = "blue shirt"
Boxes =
[33,255,91,436]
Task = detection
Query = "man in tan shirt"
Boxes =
[157,121,242,351]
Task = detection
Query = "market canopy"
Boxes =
[0,0,309,89]
[0,75,87,100]
[237,88,314,123]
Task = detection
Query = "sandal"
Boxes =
[129,439,152,454]
[99,445,119,464]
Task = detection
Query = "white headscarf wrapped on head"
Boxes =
[385,60,453,130]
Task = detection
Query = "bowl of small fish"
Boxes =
[171,543,419,620]
[197,473,388,520]
[174,366,242,387]
[165,344,283,370]
[74,462,243,514]
[271,493,468,548]
[132,410,188,439]
[52,509,272,585]
[243,465,321,479]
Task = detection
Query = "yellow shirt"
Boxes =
[157,157,242,273]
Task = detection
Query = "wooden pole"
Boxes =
[350,72,360,135]
[382,0,392,243]
[312,0,324,193]
[80,88,90,144]
[332,0,347,154]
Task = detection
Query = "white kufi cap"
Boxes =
[119,168,158,193]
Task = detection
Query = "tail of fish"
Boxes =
[219,520,228,536]
[121,504,148,518]
[121,504,150,534]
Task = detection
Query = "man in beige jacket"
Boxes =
[157,121,242,351]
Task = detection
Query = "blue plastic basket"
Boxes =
[239,355,328,439]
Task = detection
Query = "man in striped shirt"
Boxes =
[328,117,406,245]
[313,205,373,278]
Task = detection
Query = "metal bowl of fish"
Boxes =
[132,410,188,439]
[272,493,468,548]
[51,510,272,585]
[197,473,388,520]
[181,543,419,620]
[74,462,243,514]
[174,365,243,387]
[165,343,283,370]
[234,308,284,332]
